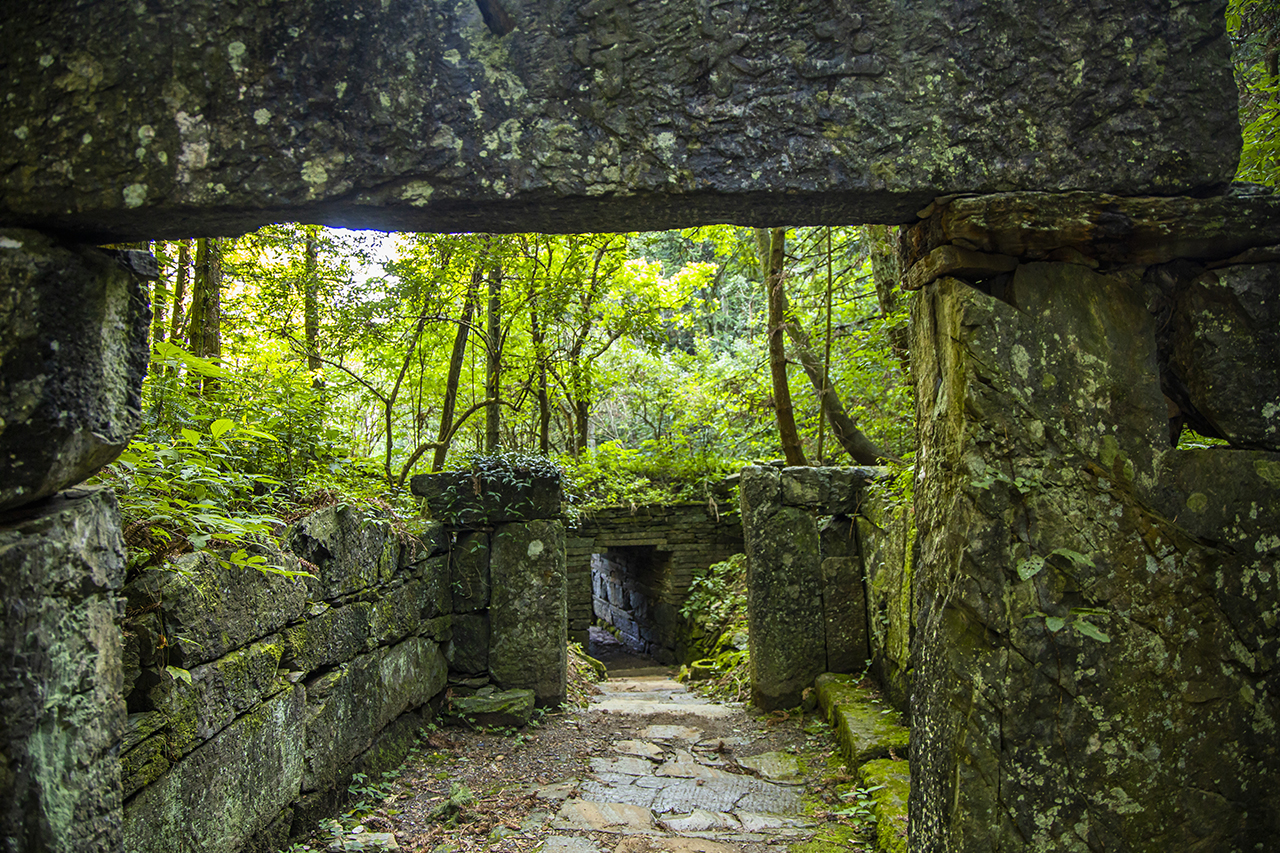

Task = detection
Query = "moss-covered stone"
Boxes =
[451,530,491,612]
[283,602,373,672]
[124,549,306,667]
[0,486,125,852]
[412,469,561,526]
[302,638,447,792]
[448,688,535,729]
[0,230,150,511]
[857,759,909,853]
[489,520,567,706]
[0,3,1237,240]
[123,685,306,853]
[285,505,400,600]
[815,674,909,765]
[910,268,1280,852]
[447,613,490,676]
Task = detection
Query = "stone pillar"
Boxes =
[0,487,127,852]
[490,518,567,706]
[902,192,1280,853]
[740,466,827,711]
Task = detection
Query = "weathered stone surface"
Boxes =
[1169,263,1280,450]
[909,269,1280,852]
[856,493,913,712]
[815,674,909,765]
[303,637,447,791]
[489,519,567,705]
[371,573,448,644]
[0,487,126,853]
[146,636,286,758]
[283,602,373,673]
[745,502,824,711]
[902,244,1017,291]
[452,530,491,612]
[124,549,307,667]
[447,613,491,676]
[0,2,1236,240]
[902,188,1280,275]
[448,687,536,728]
[123,685,307,853]
[0,229,150,510]
[819,556,868,675]
[780,466,827,509]
[413,468,562,525]
[856,760,909,853]
[285,504,401,600]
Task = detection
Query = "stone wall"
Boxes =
[119,505,451,853]
[413,467,568,707]
[740,466,879,710]
[567,502,743,662]
[903,191,1280,853]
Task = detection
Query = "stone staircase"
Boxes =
[813,674,910,853]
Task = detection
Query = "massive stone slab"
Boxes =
[0,1,1236,241]
[0,486,126,853]
[489,519,567,705]
[0,229,150,511]
[910,270,1280,852]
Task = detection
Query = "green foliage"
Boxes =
[1229,0,1280,185]
[676,553,751,700]
[559,439,739,511]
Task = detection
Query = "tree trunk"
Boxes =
[431,258,482,471]
[778,285,901,465]
[188,237,222,394]
[484,258,502,453]
[757,227,808,466]
[303,227,323,392]
[151,241,169,344]
[169,239,190,343]
[867,224,909,367]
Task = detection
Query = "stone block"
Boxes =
[124,549,307,667]
[820,557,869,674]
[489,519,567,705]
[412,468,562,525]
[0,230,150,510]
[856,760,910,853]
[147,636,286,758]
[814,674,910,765]
[0,487,125,853]
[1170,263,1280,449]
[910,271,1280,852]
[285,505,401,600]
[780,466,828,508]
[447,613,490,676]
[302,638,447,792]
[0,4,1237,240]
[283,603,373,673]
[746,504,825,710]
[123,686,307,853]
[451,530,491,612]
[448,688,536,729]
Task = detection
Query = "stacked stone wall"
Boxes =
[567,503,743,663]
[903,191,1280,852]
[740,466,879,710]
[118,505,451,853]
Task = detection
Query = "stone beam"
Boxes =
[0,0,1238,242]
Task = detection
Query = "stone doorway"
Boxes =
[590,545,680,665]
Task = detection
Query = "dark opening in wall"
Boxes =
[590,545,680,664]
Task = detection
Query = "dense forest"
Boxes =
[95,0,1278,576]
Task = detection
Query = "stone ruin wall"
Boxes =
[567,503,744,663]
[903,193,1280,852]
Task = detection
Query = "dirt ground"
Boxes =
[289,631,869,853]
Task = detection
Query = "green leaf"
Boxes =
[165,665,193,685]
[1074,620,1111,643]
[1044,616,1066,633]
[180,428,202,446]
[209,418,235,439]
[1049,547,1096,569]
[1016,555,1046,581]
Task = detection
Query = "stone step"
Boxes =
[856,759,910,853]
[814,673,910,765]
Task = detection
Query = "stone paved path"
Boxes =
[529,660,819,853]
